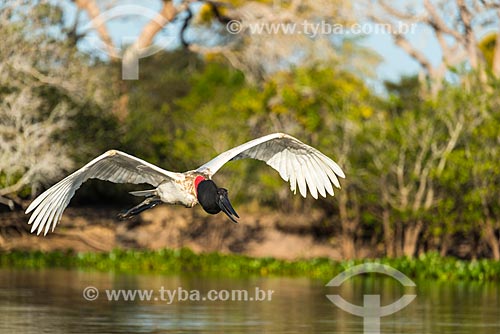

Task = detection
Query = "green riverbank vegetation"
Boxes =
[1,249,499,282]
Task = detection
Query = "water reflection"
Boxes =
[0,268,498,333]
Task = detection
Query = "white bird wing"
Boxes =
[196,133,345,199]
[25,150,183,236]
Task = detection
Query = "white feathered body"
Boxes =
[156,171,210,208]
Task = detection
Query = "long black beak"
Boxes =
[216,188,239,223]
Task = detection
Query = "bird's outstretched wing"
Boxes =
[25,150,182,236]
[196,133,345,199]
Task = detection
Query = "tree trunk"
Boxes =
[439,232,451,257]
[338,193,358,259]
[483,219,500,260]
[341,234,356,259]
[403,220,423,258]
[382,209,395,257]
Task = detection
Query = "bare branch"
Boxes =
[0,196,15,210]
[456,0,480,68]
[378,0,421,21]
[436,116,464,174]
[393,33,436,77]
[73,0,118,58]
[492,13,500,76]
[180,6,193,48]
[136,1,178,50]
[423,0,464,42]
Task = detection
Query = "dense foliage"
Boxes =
[2,2,500,260]
[115,53,500,260]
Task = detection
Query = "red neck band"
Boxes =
[194,176,206,195]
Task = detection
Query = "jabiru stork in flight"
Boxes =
[26,133,345,235]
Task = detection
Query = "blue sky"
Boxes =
[361,22,443,83]
[363,34,422,82]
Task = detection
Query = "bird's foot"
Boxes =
[117,197,161,220]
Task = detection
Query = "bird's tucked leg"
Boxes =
[118,196,162,220]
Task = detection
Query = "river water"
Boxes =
[0,268,498,333]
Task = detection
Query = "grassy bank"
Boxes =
[0,249,499,282]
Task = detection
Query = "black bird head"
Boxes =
[195,176,239,223]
